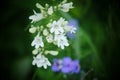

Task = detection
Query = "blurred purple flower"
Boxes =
[51,59,61,72]
[51,57,80,74]
[71,60,80,73]
[67,19,79,39]
[61,57,72,74]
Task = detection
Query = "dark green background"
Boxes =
[1,0,120,80]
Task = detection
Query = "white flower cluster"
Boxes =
[29,0,75,69]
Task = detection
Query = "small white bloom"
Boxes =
[58,17,65,26]
[44,50,58,56]
[29,10,44,23]
[58,17,68,27]
[50,20,64,34]
[64,25,77,33]
[54,34,69,49]
[48,6,53,15]
[69,26,77,33]
[32,53,51,69]
[29,27,37,33]
[31,34,44,49]
[60,2,73,12]
[46,34,53,43]
[43,29,49,36]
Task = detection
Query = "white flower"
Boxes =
[69,26,77,33]
[58,17,65,26]
[48,6,53,15]
[31,34,44,49]
[32,53,51,69]
[46,34,53,43]
[29,10,44,23]
[64,25,77,33]
[54,34,69,49]
[44,50,58,56]
[58,17,68,28]
[43,29,49,36]
[50,17,65,34]
[50,19,64,34]
[60,2,73,12]
[29,27,37,34]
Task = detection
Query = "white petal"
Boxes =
[43,65,47,69]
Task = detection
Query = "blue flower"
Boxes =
[61,57,72,74]
[51,57,80,74]
[51,59,61,72]
[71,60,80,73]
[67,19,79,39]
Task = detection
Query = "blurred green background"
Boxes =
[1,0,120,80]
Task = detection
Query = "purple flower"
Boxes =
[67,19,79,39]
[61,57,72,74]
[51,57,80,74]
[71,60,80,73]
[51,59,61,72]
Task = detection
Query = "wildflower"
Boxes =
[32,53,51,69]
[60,2,73,12]
[71,60,80,73]
[50,20,64,34]
[29,10,44,23]
[61,57,72,74]
[54,34,69,49]
[51,57,80,74]
[31,34,44,49]
[51,59,61,72]
[66,19,78,39]
[57,17,65,26]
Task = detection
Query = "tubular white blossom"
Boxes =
[31,34,44,49]
[29,0,75,69]
[64,25,77,33]
[54,34,69,49]
[29,10,44,23]
[50,20,64,34]
[60,2,73,12]
[32,53,51,69]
